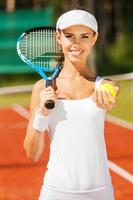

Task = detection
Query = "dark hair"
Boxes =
[57,52,64,67]
[65,5,90,13]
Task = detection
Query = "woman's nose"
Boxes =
[73,38,81,45]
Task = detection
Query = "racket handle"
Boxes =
[45,80,55,109]
[45,100,55,109]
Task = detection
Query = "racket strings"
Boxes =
[20,29,62,69]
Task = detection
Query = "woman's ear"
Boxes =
[56,31,61,44]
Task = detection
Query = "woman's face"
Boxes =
[56,25,98,64]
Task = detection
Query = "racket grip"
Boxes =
[46,80,52,87]
[45,80,55,109]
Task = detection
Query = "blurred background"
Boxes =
[0,1,133,200]
[0,0,132,121]
[0,0,133,77]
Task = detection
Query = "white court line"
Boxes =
[12,104,30,120]
[0,84,33,95]
[12,104,133,183]
[106,114,133,130]
[108,161,133,183]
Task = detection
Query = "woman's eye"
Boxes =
[82,35,89,39]
[65,35,72,38]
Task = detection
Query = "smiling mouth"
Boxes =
[70,50,83,57]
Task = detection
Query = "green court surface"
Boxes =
[107,80,133,123]
[0,92,31,108]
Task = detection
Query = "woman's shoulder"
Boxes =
[32,79,46,93]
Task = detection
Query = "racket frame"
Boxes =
[17,26,63,109]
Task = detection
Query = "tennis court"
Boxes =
[0,75,133,200]
[0,1,133,199]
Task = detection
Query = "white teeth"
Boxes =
[70,50,82,56]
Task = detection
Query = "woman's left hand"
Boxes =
[92,81,120,110]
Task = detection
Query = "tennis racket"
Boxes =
[17,26,63,109]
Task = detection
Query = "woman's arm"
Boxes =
[23,80,49,162]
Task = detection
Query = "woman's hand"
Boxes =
[39,86,58,116]
[92,81,120,110]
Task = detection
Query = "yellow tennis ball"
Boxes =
[100,83,117,97]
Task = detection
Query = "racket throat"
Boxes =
[46,80,53,87]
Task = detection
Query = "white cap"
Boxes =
[56,10,98,32]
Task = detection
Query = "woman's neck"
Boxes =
[59,59,95,80]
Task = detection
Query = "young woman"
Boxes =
[24,8,119,200]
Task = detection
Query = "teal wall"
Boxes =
[0,7,53,74]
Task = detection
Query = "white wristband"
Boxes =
[33,109,49,132]
[95,76,104,90]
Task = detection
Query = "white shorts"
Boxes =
[38,184,115,200]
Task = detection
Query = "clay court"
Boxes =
[0,105,133,200]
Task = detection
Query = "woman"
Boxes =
[24,8,119,200]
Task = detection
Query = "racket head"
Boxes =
[17,26,63,81]
[17,26,63,109]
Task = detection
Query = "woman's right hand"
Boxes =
[39,86,58,116]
